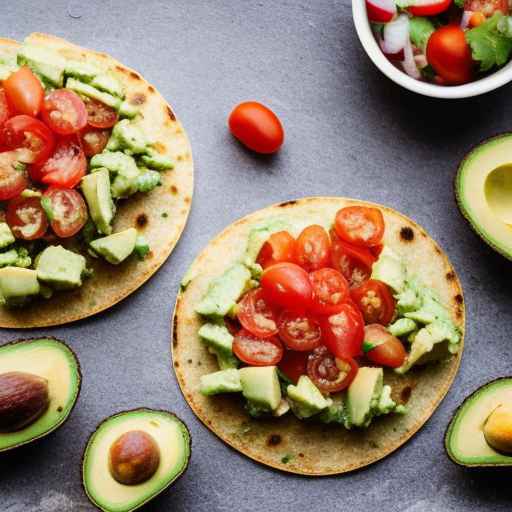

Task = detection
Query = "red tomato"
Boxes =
[232,328,283,366]
[236,288,279,338]
[278,350,309,384]
[295,225,331,272]
[256,230,296,269]
[363,324,406,368]
[330,229,376,288]
[80,127,110,157]
[41,89,88,135]
[260,262,313,313]
[351,279,396,326]
[370,244,384,258]
[42,187,88,238]
[320,303,364,358]
[6,195,48,240]
[34,136,86,188]
[228,101,284,154]
[426,26,473,85]
[278,310,321,351]
[366,0,395,22]
[309,268,349,316]
[3,67,43,118]
[408,0,451,16]
[334,206,384,247]
[0,88,13,128]
[465,0,508,15]
[1,115,55,165]
[307,346,358,393]
[0,151,28,200]
[84,97,118,129]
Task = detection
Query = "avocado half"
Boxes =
[455,133,512,260]
[445,377,512,467]
[0,337,81,452]
[82,408,191,512]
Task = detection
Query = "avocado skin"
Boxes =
[444,376,512,468]
[454,133,512,262]
[0,337,82,453]
[81,408,191,512]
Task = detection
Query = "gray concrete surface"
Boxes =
[2,1,512,511]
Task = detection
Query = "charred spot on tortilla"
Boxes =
[185,197,191,204]
[298,453,304,458]
[170,186,178,195]
[130,93,146,106]
[399,226,414,242]
[400,386,412,404]
[435,246,441,254]
[174,361,179,368]
[167,105,176,121]
[153,142,166,154]
[148,85,155,93]
[136,213,148,228]
[187,359,192,365]
[446,271,455,281]
[456,307,463,320]
[454,294,463,305]
[129,71,141,80]
[278,200,297,208]
[267,434,282,446]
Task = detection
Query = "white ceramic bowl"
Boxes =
[352,0,512,99]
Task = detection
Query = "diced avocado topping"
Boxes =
[110,119,149,155]
[90,73,124,98]
[318,402,346,425]
[81,168,115,235]
[0,247,31,268]
[345,367,383,428]
[287,375,331,419]
[195,263,252,317]
[273,399,291,417]
[90,151,140,198]
[239,366,281,413]
[66,77,121,109]
[17,44,66,87]
[0,223,15,250]
[0,267,40,307]
[119,100,140,119]
[36,245,87,290]
[200,369,242,396]
[198,323,235,359]
[134,235,150,260]
[388,317,417,337]
[371,246,406,293]
[140,150,174,171]
[64,60,101,82]
[90,228,138,265]
[136,169,161,193]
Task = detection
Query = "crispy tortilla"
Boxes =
[172,197,464,476]
[0,33,193,328]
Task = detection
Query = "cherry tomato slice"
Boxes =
[236,288,279,338]
[79,126,110,157]
[351,279,396,326]
[464,0,508,15]
[0,152,28,201]
[278,350,309,384]
[84,97,118,129]
[1,115,55,165]
[232,328,284,366]
[309,268,350,316]
[363,324,407,368]
[6,195,48,240]
[278,310,321,351]
[0,88,13,129]
[41,89,88,135]
[3,67,43,118]
[408,0,452,16]
[34,135,86,188]
[256,230,296,269]
[296,224,331,272]
[42,187,88,238]
[260,262,313,314]
[307,346,358,393]
[320,303,364,358]
[228,101,284,154]
[334,206,384,247]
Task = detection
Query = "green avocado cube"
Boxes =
[287,375,330,419]
[345,367,383,428]
[388,318,417,337]
[199,323,235,358]
[200,369,242,396]
[81,169,114,235]
[119,100,140,119]
[0,249,20,268]
[66,77,121,109]
[110,119,148,155]
[0,267,40,306]
[90,73,124,98]
[0,223,15,250]
[239,366,281,412]
[140,150,174,171]
[90,151,140,199]
[17,44,66,87]
[371,247,406,293]
[136,169,161,193]
[90,228,138,265]
[64,60,101,82]
[36,245,86,290]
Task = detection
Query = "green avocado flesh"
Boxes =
[0,338,81,452]
[83,409,191,512]
[445,378,512,467]
[456,133,512,260]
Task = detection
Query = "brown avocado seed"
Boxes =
[483,404,512,454]
[0,371,50,433]
[109,430,160,485]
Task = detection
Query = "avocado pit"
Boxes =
[483,404,512,454]
[109,430,160,485]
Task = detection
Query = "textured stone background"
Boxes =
[2,1,512,511]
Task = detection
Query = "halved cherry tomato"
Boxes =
[320,303,364,358]
[0,88,12,128]
[34,136,86,188]
[465,0,508,15]
[1,115,55,165]
[370,244,384,258]
[351,279,396,326]
[42,187,88,238]
[260,262,313,313]
[330,229,376,288]
[41,89,88,135]
[408,0,451,16]
[0,152,28,201]
[3,67,43,118]
[6,195,48,240]
[295,225,331,272]
[232,328,283,366]
[278,350,309,384]
[309,268,349,316]
[236,287,279,338]
[363,324,406,368]
[228,101,284,154]
[256,230,296,269]
[84,97,118,129]
[278,310,321,351]
[335,206,384,247]
[307,346,358,393]
[80,127,110,157]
